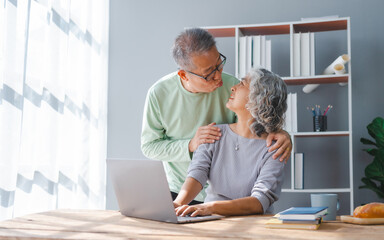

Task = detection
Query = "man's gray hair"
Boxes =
[246,68,288,136]
[172,28,216,70]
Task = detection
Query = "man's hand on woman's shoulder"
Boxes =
[266,130,292,163]
[189,122,222,152]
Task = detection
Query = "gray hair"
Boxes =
[246,68,288,137]
[172,28,216,69]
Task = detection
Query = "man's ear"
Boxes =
[178,70,188,81]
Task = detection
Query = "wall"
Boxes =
[107,0,384,213]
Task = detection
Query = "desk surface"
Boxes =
[0,209,383,239]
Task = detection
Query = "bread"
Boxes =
[353,202,384,218]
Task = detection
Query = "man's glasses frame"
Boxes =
[184,53,226,82]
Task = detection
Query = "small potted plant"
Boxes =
[360,117,384,199]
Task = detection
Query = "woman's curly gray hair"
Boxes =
[246,68,288,137]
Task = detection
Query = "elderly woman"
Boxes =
[173,68,287,216]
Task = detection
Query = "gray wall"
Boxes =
[107,0,384,213]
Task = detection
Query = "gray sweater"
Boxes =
[188,124,285,213]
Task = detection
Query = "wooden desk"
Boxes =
[0,209,383,239]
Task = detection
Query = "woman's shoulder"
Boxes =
[214,124,230,134]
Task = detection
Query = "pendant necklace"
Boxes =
[235,135,240,151]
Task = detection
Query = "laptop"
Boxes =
[107,159,223,224]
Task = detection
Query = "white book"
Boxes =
[284,93,292,132]
[260,35,266,68]
[239,36,247,78]
[310,32,315,76]
[294,153,304,189]
[300,32,310,76]
[246,36,253,73]
[291,92,297,132]
[293,33,301,77]
[252,35,261,68]
[265,40,271,71]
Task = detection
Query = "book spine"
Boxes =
[239,36,247,78]
[260,35,266,68]
[266,39,271,71]
[291,93,297,132]
[310,32,315,76]
[294,153,304,189]
[246,36,252,73]
[252,35,261,68]
[293,33,301,77]
[283,93,292,132]
[300,32,310,76]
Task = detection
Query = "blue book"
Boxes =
[278,207,328,220]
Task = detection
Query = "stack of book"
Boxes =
[266,206,328,230]
[293,32,315,77]
[238,35,271,78]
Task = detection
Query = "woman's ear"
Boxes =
[178,70,188,81]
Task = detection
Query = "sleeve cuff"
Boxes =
[188,171,208,189]
[185,139,193,160]
[251,192,270,214]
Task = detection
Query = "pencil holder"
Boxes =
[313,116,327,132]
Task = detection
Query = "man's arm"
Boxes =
[141,89,191,162]
[141,89,222,161]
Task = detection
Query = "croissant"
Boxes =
[353,202,384,218]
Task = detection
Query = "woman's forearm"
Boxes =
[211,197,264,216]
[174,177,203,206]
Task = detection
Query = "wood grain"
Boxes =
[0,210,383,239]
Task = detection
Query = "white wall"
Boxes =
[107,0,384,212]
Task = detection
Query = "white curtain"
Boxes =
[0,0,109,220]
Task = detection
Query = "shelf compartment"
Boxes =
[293,19,348,33]
[292,131,349,137]
[282,74,348,85]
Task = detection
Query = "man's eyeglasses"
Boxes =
[185,53,226,82]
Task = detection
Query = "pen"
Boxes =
[324,105,332,116]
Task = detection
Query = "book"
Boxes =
[283,93,292,132]
[291,92,297,132]
[310,32,315,76]
[238,36,247,78]
[265,218,320,230]
[294,153,304,189]
[278,207,328,221]
[246,36,252,73]
[293,33,301,76]
[300,32,310,76]
[260,35,266,68]
[252,35,261,67]
[282,217,322,225]
[265,39,271,71]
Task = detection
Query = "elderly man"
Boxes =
[141,28,291,204]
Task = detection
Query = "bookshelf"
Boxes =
[203,17,353,214]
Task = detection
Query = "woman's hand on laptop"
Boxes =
[173,201,181,208]
[175,203,214,217]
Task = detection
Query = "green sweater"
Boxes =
[141,71,238,201]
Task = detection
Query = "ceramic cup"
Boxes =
[311,193,340,221]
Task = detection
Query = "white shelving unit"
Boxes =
[203,17,353,214]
